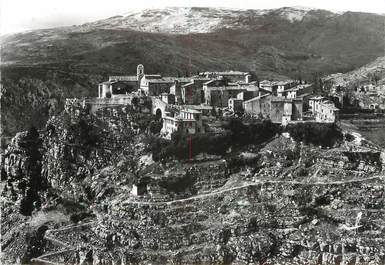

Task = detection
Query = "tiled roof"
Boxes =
[200,71,249,76]
[109,75,137,82]
[244,94,271,103]
[181,108,202,114]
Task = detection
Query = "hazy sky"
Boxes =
[1,0,385,35]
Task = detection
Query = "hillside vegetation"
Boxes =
[1,105,384,265]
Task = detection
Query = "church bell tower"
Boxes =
[137,64,144,82]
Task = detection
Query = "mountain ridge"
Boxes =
[2,6,381,38]
[57,6,343,35]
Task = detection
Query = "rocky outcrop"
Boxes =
[1,106,385,265]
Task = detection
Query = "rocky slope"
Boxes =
[323,56,385,89]
[78,6,339,34]
[1,104,385,265]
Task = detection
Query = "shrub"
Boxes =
[149,119,163,134]
[345,133,355,142]
[149,118,280,161]
[226,118,280,146]
[148,131,232,161]
[286,123,343,148]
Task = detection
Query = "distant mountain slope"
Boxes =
[76,6,339,34]
[1,7,384,138]
[323,56,385,88]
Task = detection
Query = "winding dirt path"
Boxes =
[31,175,384,264]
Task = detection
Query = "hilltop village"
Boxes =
[3,65,385,265]
[67,64,340,139]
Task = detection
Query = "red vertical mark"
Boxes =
[188,135,192,161]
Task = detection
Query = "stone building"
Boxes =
[282,84,314,99]
[309,96,326,114]
[98,81,137,98]
[99,64,145,98]
[276,80,299,97]
[180,79,210,105]
[161,93,176,105]
[161,109,204,139]
[259,80,277,93]
[244,95,303,124]
[169,80,183,104]
[270,97,303,124]
[199,71,253,83]
[243,94,272,118]
[237,82,260,90]
[309,96,339,123]
[181,105,212,116]
[203,79,246,107]
[259,80,298,96]
[141,75,191,96]
[316,100,339,122]
[228,98,244,112]
[140,75,175,96]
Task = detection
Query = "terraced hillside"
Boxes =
[2,104,384,264]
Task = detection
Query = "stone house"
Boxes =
[259,80,277,93]
[169,78,197,104]
[169,80,183,104]
[141,76,192,97]
[276,80,299,97]
[237,82,260,91]
[309,96,326,114]
[270,97,303,124]
[131,183,147,196]
[243,94,272,118]
[98,80,137,98]
[107,76,138,91]
[181,79,210,105]
[309,96,339,122]
[161,93,176,105]
[181,105,212,116]
[140,75,175,96]
[315,101,339,122]
[228,98,244,112]
[203,79,246,107]
[244,95,303,124]
[100,64,145,97]
[161,109,205,139]
[199,71,253,83]
[282,84,314,99]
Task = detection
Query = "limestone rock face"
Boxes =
[2,106,385,265]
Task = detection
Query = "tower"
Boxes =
[137,64,144,82]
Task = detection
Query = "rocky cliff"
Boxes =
[1,106,385,265]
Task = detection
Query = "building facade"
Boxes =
[98,80,137,98]
[244,95,303,124]
[203,79,246,107]
[161,109,205,139]
[309,96,339,122]
[243,94,272,118]
[228,98,244,112]
[181,79,209,105]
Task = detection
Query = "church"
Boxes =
[98,64,145,98]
